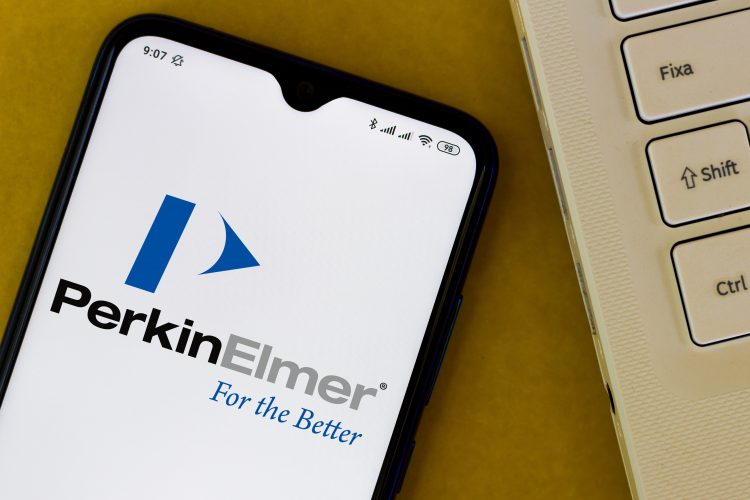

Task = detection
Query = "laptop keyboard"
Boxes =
[614,5,750,347]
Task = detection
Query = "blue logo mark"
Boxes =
[125,195,259,293]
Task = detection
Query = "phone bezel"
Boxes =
[0,14,497,499]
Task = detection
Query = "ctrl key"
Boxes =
[673,228,750,346]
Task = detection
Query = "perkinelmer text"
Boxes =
[50,279,378,410]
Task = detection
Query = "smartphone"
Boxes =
[0,15,496,499]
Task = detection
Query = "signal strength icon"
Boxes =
[380,125,397,135]
[419,135,433,146]
[398,132,412,141]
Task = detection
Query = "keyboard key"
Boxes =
[611,0,709,20]
[673,228,750,345]
[623,9,750,122]
[648,121,750,226]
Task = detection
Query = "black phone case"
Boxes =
[0,15,497,499]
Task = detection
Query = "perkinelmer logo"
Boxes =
[47,194,379,412]
[125,194,259,293]
[49,278,378,410]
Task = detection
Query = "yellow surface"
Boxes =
[0,1,630,498]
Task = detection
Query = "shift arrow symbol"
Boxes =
[681,166,697,189]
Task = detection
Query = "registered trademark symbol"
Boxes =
[380,383,388,390]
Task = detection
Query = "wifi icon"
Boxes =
[419,135,433,146]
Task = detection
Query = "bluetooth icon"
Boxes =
[369,118,378,130]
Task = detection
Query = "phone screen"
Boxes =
[0,36,476,499]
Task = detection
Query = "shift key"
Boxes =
[623,9,750,122]
[648,121,750,225]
